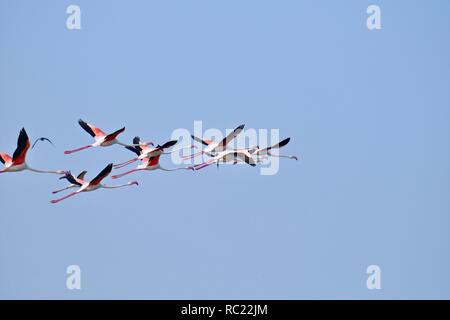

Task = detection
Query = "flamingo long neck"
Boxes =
[101,183,134,189]
[27,166,64,174]
[159,165,194,172]
[116,140,132,147]
[52,185,76,194]
[269,153,298,160]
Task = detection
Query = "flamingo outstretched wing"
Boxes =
[76,170,88,182]
[258,137,291,154]
[12,128,30,165]
[158,140,178,150]
[191,135,211,146]
[78,119,106,138]
[268,137,291,150]
[104,127,125,142]
[0,152,12,165]
[217,124,245,148]
[130,136,153,154]
[63,171,83,186]
[89,163,113,186]
[125,137,142,156]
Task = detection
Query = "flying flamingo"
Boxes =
[64,119,153,154]
[111,151,194,180]
[0,128,65,175]
[192,149,256,171]
[113,137,197,169]
[50,163,138,203]
[183,124,245,160]
[52,170,87,194]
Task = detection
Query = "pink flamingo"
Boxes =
[113,137,196,169]
[64,119,153,154]
[51,163,138,204]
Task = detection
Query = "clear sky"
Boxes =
[1,0,450,299]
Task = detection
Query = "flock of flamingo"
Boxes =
[0,120,298,204]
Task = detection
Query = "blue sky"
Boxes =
[1,0,450,299]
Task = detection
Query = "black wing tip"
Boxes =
[236,124,245,130]
[162,140,178,149]
[66,171,82,186]
[77,170,87,178]
[19,127,28,136]
[77,119,96,137]
[125,145,140,156]
[279,137,291,147]
[17,128,29,142]
[101,163,113,177]
[113,127,126,134]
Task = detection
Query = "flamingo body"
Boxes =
[64,120,152,154]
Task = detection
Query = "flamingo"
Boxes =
[52,170,87,194]
[64,119,153,154]
[183,124,245,160]
[111,151,194,180]
[113,137,197,169]
[50,163,138,203]
[0,128,65,175]
[248,138,298,161]
[192,149,256,171]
